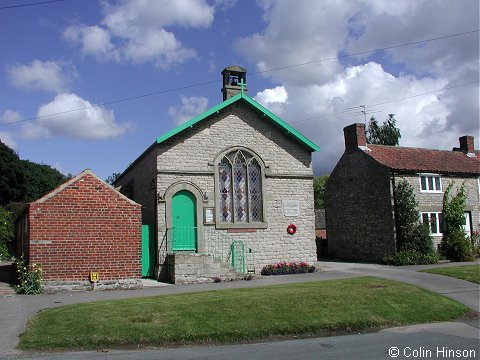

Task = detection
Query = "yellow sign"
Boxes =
[89,272,99,282]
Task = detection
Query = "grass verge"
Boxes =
[19,277,468,350]
[421,265,480,284]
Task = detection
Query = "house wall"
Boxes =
[28,173,141,281]
[153,101,317,274]
[115,148,158,226]
[325,151,397,261]
[394,174,480,248]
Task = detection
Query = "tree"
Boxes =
[313,175,329,209]
[389,179,436,265]
[0,141,68,206]
[366,114,401,146]
[0,206,13,260]
[106,172,121,186]
[441,182,473,261]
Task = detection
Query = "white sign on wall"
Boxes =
[282,200,300,217]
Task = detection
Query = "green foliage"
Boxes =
[392,179,436,265]
[0,206,14,260]
[385,249,439,266]
[21,160,68,203]
[14,255,43,295]
[0,140,26,204]
[441,182,472,261]
[0,141,68,206]
[442,182,466,235]
[106,172,121,186]
[441,228,474,262]
[395,179,420,250]
[313,175,329,209]
[366,114,401,146]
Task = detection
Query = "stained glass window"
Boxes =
[217,150,263,223]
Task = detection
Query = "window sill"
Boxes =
[420,190,443,194]
[215,222,268,230]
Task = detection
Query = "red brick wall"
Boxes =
[28,173,142,281]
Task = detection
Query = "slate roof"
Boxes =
[365,145,480,175]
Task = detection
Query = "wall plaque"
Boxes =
[282,200,300,217]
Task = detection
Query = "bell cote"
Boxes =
[221,65,247,101]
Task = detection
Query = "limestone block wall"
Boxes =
[156,101,317,273]
[325,151,396,261]
[115,148,158,225]
[394,174,480,247]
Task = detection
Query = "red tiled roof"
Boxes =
[365,145,480,175]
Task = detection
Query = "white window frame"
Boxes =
[421,212,444,235]
[419,174,442,193]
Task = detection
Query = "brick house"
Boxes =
[16,169,142,289]
[115,65,320,283]
[325,123,479,261]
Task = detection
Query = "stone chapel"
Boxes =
[115,65,320,283]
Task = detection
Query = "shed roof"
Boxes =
[365,145,480,175]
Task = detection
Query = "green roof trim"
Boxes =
[156,92,320,152]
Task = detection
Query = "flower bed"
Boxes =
[261,261,316,276]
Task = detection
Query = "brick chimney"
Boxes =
[344,123,367,152]
[458,135,475,156]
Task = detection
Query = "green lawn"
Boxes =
[19,277,468,350]
[421,265,480,284]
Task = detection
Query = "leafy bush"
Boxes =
[261,262,316,276]
[0,206,14,260]
[385,249,439,266]
[470,230,480,258]
[393,180,437,265]
[440,182,472,261]
[14,256,43,295]
[441,228,474,262]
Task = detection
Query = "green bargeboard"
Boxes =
[172,190,197,251]
[141,224,155,277]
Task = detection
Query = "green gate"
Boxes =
[231,240,246,273]
[171,190,197,251]
[141,224,155,277]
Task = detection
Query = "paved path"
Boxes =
[0,260,478,358]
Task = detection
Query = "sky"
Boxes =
[0,0,478,179]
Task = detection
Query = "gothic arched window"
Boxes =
[217,149,264,225]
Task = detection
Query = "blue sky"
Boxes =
[0,0,478,179]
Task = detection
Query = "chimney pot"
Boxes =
[344,123,367,152]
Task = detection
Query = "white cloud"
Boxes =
[1,110,22,124]
[168,95,209,125]
[63,25,119,62]
[7,60,75,93]
[21,93,132,140]
[0,131,17,150]
[63,0,215,69]
[236,0,479,175]
[254,86,288,106]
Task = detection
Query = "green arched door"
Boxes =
[171,190,197,251]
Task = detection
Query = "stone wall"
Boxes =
[27,172,142,281]
[325,150,397,261]
[394,174,480,248]
[155,101,317,274]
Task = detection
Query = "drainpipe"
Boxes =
[390,170,398,251]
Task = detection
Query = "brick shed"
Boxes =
[15,169,142,287]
